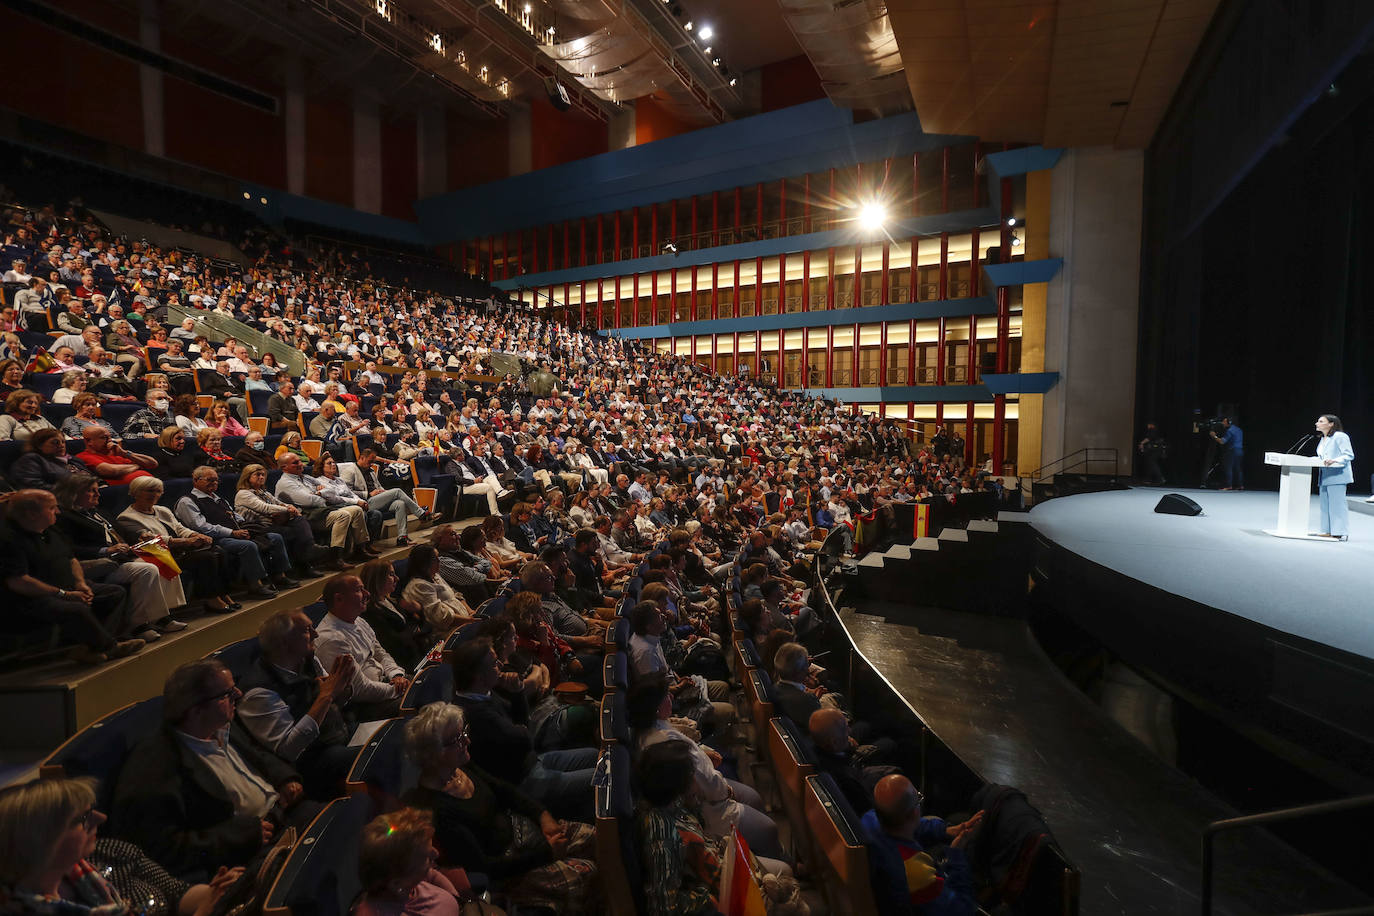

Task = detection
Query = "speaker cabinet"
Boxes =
[1155,493,1203,516]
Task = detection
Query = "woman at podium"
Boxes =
[1315,414,1354,540]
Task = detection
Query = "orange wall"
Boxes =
[447,113,509,192]
[529,96,607,171]
[0,5,143,151]
[635,96,701,146]
[760,55,826,113]
[381,114,418,220]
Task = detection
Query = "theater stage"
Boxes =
[1030,487,1374,661]
[1029,487,1374,782]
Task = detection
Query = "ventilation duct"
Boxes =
[777,0,911,116]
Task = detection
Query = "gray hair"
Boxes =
[257,608,304,658]
[404,701,466,772]
[774,642,810,681]
[163,659,230,724]
[128,475,164,497]
[192,466,218,482]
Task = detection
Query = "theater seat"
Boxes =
[594,744,645,916]
[207,636,260,680]
[603,650,627,691]
[743,669,776,761]
[345,717,415,814]
[804,772,880,916]
[262,794,371,916]
[399,663,453,714]
[40,696,165,812]
[768,716,817,863]
[599,689,628,747]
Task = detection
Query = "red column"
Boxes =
[880,242,890,306]
[531,229,539,275]
[595,215,603,265]
[579,280,586,326]
[965,401,976,465]
[732,261,741,318]
[711,263,719,319]
[825,326,835,387]
[651,271,658,324]
[826,249,836,310]
[670,267,678,321]
[852,243,862,309]
[690,197,698,247]
[689,266,698,321]
[562,223,570,270]
[907,318,917,385]
[563,282,570,326]
[579,220,586,267]
[631,274,639,328]
[779,252,786,312]
[596,279,604,330]
[614,277,622,328]
[851,322,860,389]
[755,255,763,313]
[802,250,811,312]
[879,321,889,388]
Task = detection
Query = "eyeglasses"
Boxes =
[72,806,99,831]
[442,728,470,748]
[200,685,241,705]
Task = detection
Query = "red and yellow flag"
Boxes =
[719,827,768,916]
[135,540,182,580]
[913,503,930,539]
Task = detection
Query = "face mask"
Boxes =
[251,440,265,451]
[153,399,169,411]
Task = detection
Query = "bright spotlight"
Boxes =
[698,24,713,40]
[1006,216,1019,227]
[859,202,888,231]
[683,20,693,30]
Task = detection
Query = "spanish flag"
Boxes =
[913,503,930,539]
[718,827,768,916]
[135,540,182,580]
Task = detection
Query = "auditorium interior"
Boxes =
[2,0,1374,914]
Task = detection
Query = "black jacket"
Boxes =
[57,507,128,560]
[110,723,296,880]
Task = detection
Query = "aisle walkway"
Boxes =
[839,602,1370,916]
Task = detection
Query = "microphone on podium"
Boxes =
[1286,433,1315,454]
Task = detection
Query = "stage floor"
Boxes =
[1030,488,1374,661]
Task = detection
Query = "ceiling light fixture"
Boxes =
[698,24,713,40]
[729,77,737,86]
[683,20,693,31]
[712,58,721,67]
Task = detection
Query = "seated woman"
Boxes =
[56,474,189,640]
[172,394,208,436]
[400,703,598,916]
[354,807,480,916]
[0,358,26,398]
[10,428,82,489]
[195,427,240,472]
[205,398,248,437]
[479,516,527,575]
[51,369,89,405]
[233,463,322,580]
[116,475,236,613]
[156,425,206,479]
[628,674,789,865]
[505,592,585,688]
[0,389,56,442]
[636,740,721,916]
[60,393,120,441]
[274,429,309,465]
[399,544,475,634]
[360,558,434,672]
[0,776,241,916]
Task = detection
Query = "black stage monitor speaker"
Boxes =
[1155,493,1202,516]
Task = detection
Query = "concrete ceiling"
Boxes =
[888,0,1222,148]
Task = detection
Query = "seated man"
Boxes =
[568,527,619,609]
[863,774,982,916]
[772,641,827,727]
[237,608,359,799]
[266,379,300,432]
[438,445,502,516]
[308,400,338,441]
[0,489,143,663]
[274,452,373,567]
[449,636,598,820]
[74,426,158,485]
[200,359,249,422]
[339,449,426,546]
[313,573,411,720]
[432,524,501,605]
[110,659,320,881]
[809,707,901,816]
[122,388,177,439]
[175,466,297,597]
[627,599,734,728]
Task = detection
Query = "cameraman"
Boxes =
[1210,417,1243,490]
[1138,422,1166,485]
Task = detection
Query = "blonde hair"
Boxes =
[0,777,96,884]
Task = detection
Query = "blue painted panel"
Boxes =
[982,258,1063,288]
[416,100,975,242]
[237,183,427,246]
[493,207,998,291]
[981,372,1060,395]
[601,297,997,339]
[793,385,993,404]
[985,146,1064,178]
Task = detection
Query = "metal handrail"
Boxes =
[168,304,308,377]
[1201,793,1374,915]
[1028,447,1120,484]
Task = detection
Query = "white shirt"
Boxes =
[315,613,404,704]
[175,727,278,817]
[237,658,329,762]
[639,721,739,836]
[628,632,668,679]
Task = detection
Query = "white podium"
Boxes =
[1264,452,1325,539]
